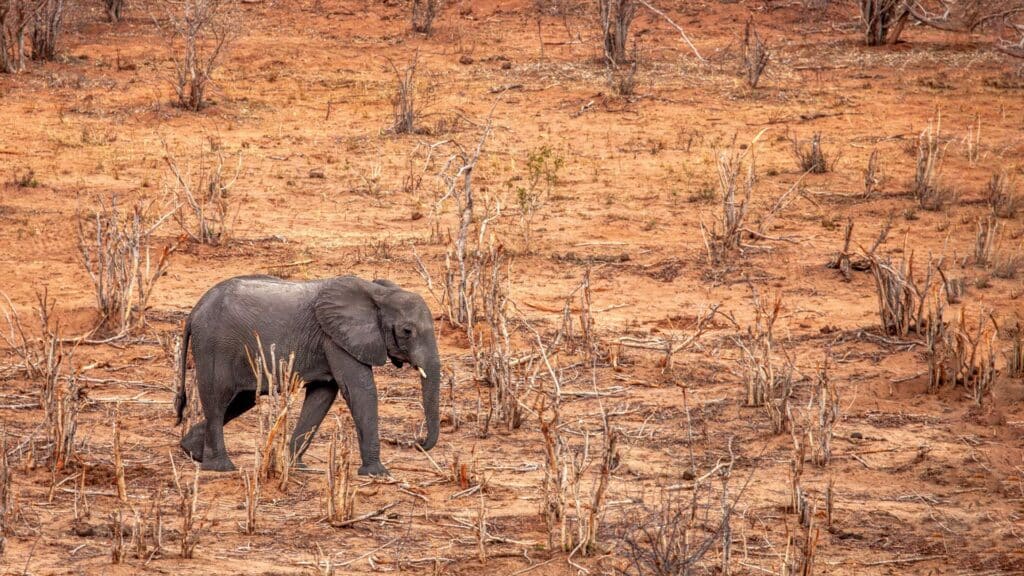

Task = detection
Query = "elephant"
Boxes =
[173,274,440,475]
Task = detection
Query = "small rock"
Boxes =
[459,54,474,65]
[501,61,512,70]
[308,168,326,179]
[681,470,695,481]
[411,211,424,221]
[850,431,863,440]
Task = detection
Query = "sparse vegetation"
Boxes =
[163,143,243,246]
[914,118,957,210]
[741,18,769,88]
[75,195,178,335]
[987,171,1021,218]
[411,0,440,34]
[156,0,239,111]
[388,53,420,135]
[790,131,830,173]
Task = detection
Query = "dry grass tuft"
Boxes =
[913,118,958,210]
[987,171,1022,218]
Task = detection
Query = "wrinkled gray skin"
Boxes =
[174,275,440,476]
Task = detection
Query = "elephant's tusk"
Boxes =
[417,366,427,378]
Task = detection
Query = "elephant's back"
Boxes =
[188,275,325,354]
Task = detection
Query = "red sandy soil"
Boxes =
[1,0,1023,574]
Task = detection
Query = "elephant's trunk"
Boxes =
[416,353,441,451]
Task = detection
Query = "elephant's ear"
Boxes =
[315,277,387,366]
[372,279,400,289]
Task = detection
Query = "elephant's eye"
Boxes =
[400,326,414,338]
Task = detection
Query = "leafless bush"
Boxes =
[41,325,79,475]
[0,431,16,543]
[951,309,999,404]
[128,491,163,560]
[31,0,63,61]
[113,414,127,503]
[914,119,957,210]
[155,0,239,111]
[246,336,304,490]
[1005,318,1023,378]
[741,18,769,89]
[700,142,755,266]
[607,39,639,96]
[600,0,636,65]
[164,144,243,246]
[0,0,35,73]
[110,507,126,564]
[170,455,203,559]
[539,394,618,558]
[389,53,420,135]
[975,215,1000,268]
[105,0,125,22]
[734,290,778,408]
[827,219,855,281]
[860,0,908,45]
[987,171,1022,218]
[866,252,934,337]
[925,297,948,392]
[325,423,355,526]
[473,245,524,436]
[790,132,830,174]
[76,195,177,335]
[993,246,1024,279]
[863,148,881,198]
[411,0,440,34]
[240,469,258,535]
[810,355,839,466]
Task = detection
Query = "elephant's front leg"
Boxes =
[289,380,339,468]
[325,342,388,477]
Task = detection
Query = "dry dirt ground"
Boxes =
[2,0,1024,574]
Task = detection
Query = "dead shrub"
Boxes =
[974,215,1000,268]
[388,53,420,135]
[789,132,830,174]
[741,18,769,89]
[163,144,243,246]
[859,0,909,45]
[733,289,794,434]
[599,0,636,65]
[105,0,125,22]
[31,0,64,62]
[1004,318,1023,378]
[992,247,1024,279]
[240,468,258,535]
[809,355,839,466]
[411,0,440,34]
[607,39,639,96]
[76,195,177,336]
[700,141,755,266]
[246,336,304,490]
[325,422,356,526]
[0,430,17,541]
[987,171,1022,218]
[539,393,618,557]
[0,0,34,73]
[914,119,957,210]
[867,252,933,337]
[863,148,881,198]
[170,456,204,559]
[155,0,240,111]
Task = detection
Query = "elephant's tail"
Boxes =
[174,317,192,426]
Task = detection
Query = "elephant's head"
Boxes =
[314,276,440,451]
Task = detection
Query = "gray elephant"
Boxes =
[173,275,440,475]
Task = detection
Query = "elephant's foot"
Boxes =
[358,462,390,477]
[200,456,236,472]
[180,435,204,462]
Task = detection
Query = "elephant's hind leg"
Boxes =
[200,386,256,472]
[180,390,256,464]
